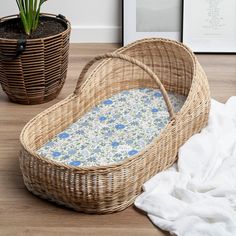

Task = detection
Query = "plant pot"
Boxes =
[0,13,71,105]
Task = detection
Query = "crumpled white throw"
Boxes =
[135,97,236,236]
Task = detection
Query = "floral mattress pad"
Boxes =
[37,88,186,167]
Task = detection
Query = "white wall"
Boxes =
[0,0,122,43]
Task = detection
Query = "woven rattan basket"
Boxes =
[0,13,71,105]
[20,38,210,213]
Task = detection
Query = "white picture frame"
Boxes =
[123,0,183,46]
[182,0,236,53]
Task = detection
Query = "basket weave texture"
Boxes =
[0,14,71,104]
[20,38,211,213]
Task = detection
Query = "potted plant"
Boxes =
[0,0,71,104]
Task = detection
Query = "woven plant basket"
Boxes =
[20,38,210,213]
[0,13,71,105]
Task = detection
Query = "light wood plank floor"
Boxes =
[0,44,236,236]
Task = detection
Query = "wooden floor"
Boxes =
[0,44,236,236]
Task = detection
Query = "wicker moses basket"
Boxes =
[20,38,210,214]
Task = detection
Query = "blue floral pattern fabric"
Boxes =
[37,88,186,167]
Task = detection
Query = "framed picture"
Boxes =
[123,0,183,46]
[182,0,236,53]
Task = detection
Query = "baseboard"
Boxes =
[70,25,122,43]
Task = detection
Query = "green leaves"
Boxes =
[16,0,47,35]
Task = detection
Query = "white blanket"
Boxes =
[135,97,236,236]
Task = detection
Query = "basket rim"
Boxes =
[20,38,201,172]
[0,13,71,42]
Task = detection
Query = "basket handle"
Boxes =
[0,38,26,61]
[74,53,175,120]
